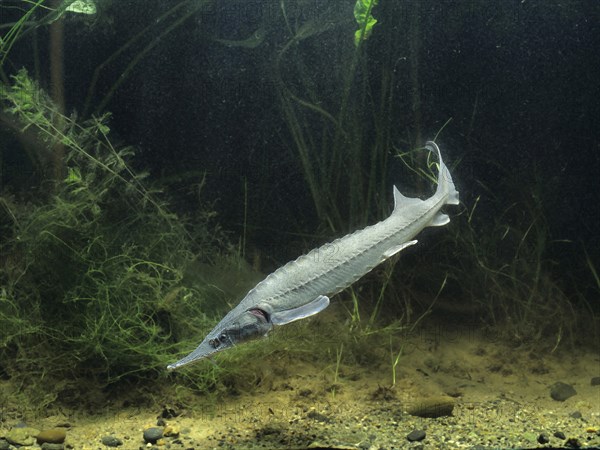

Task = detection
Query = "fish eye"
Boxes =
[209,333,231,348]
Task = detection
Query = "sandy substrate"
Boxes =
[1,321,599,450]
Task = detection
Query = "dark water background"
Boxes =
[2,0,599,305]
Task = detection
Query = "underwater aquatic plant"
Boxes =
[0,70,227,405]
[275,1,394,234]
[354,0,379,47]
[437,174,582,350]
[0,0,95,74]
[0,0,45,71]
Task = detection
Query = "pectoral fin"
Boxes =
[270,295,330,325]
[429,212,450,227]
[382,240,418,259]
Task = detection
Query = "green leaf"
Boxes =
[66,167,82,184]
[354,0,379,47]
[65,0,97,15]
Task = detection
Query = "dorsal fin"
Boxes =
[393,185,423,212]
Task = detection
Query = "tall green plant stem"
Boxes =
[0,0,48,76]
[49,0,66,182]
[84,0,209,116]
[409,0,422,148]
[276,2,396,233]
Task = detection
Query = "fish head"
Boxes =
[208,308,272,350]
[167,308,272,370]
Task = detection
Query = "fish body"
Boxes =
[167,141,458,370]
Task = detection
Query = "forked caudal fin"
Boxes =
[392,141,459,215]
[391,141,459,231]
[426,141,460,206]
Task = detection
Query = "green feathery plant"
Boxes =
[0,70,227,406]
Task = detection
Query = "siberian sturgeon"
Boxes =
[167,141,459,370]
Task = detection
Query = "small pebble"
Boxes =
[307,411,332,423]
[550,382,577,401]
[143,427,163,444]
[160,405,179,418]
[5,427,39,446]
[591,377,600,386]
[37,428,66,444]
[41,443,64,450]
[163,425,179,437]
[570,411,582,419]
[554,431,566,440]
[100,435,123,447]
[407,396,455,418]
[406,429,426,442]
[537,433,550,444]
